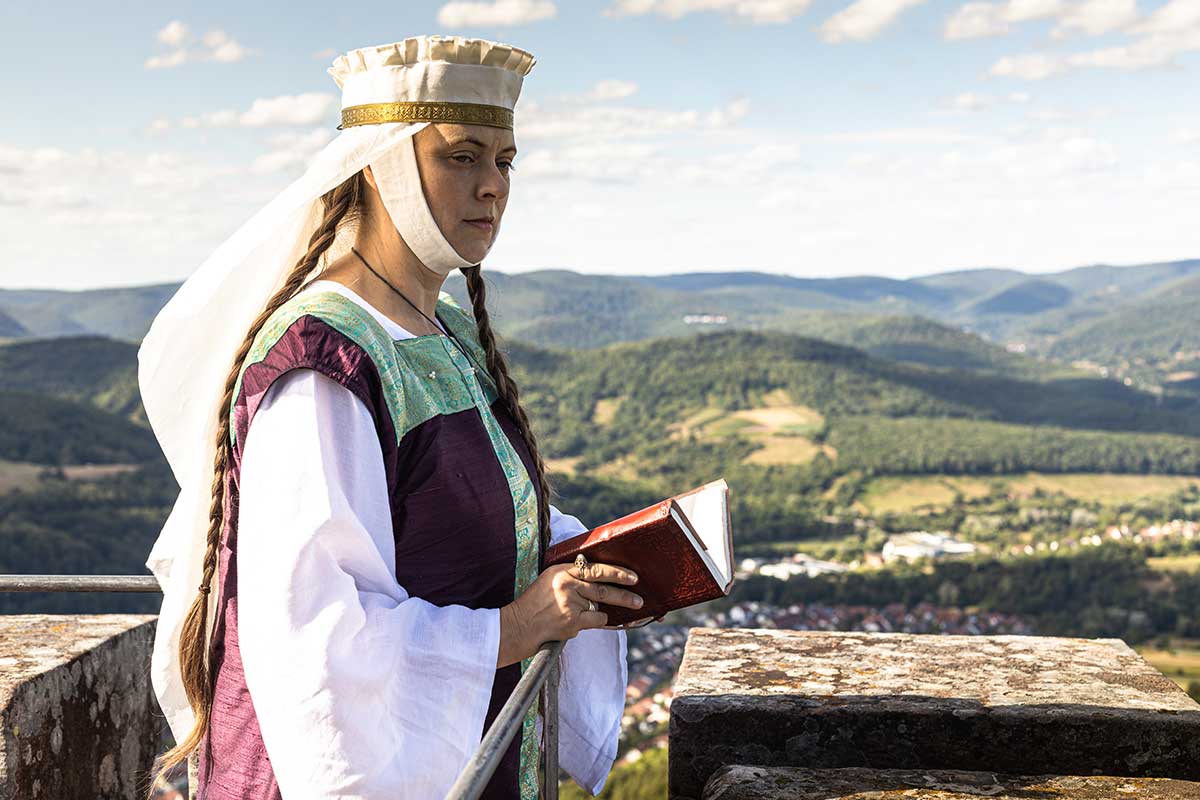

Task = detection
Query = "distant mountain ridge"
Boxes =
[3,260,1197,386]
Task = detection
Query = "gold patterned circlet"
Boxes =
[339,101,513,131]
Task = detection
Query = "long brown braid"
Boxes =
[142,170,368,799]
[461,264,562,770]
[461,265,553,564]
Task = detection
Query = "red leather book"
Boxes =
[544,478,734,627]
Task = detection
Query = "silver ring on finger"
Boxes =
[587,599,598,612]
[573,553,589,579]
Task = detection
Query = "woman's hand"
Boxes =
[497,560,643,668]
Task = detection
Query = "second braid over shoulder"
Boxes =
[461,265,554,567]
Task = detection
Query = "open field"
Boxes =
[857,475,1002,515]
[1147,554,1200,573]
[1005,473,1200,504]
[545,455,584,475]
[592,397,622,425]
[0,460,141,495]
[0,460,47,494]
[1135,637,1200,693]
[857,472,1200,515]
[666,391,831,466]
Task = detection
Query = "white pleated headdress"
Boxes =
[138,34,536,746]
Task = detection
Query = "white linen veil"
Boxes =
[139,117,431,745]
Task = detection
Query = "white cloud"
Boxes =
[1174,128,1200,144]
[1052,0,1138,37]
[590,80,639,101]
[202,29,251,63]
[541,80,640,105]
[518,95,750,141]
[990,53,1069,78]
[823,127,981,144]
[950,91,991,111]
[516,142,660,182]
[0,144,69,174]
[944,0,1062,39]
[603,0,813,24]
[157,20,189,47]
[239,94,337,127]
[252,128,336,175]
[820,0,929,42]
[943,0,1138,40]
[1055,135,1118,171]
[1131,0,1200,35]
[145,21,254,68]
[990,10,1200,79]
[437,0,557,26]
[959,0,1200,77]
[0,144,240,209]
[178,93,337,128]
[145,50,188,70]
[506,83,754,187]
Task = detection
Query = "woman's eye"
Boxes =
[451,154,514,173]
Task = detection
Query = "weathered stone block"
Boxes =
[669,629,1200,800]
[702,766,1200,799]
[0,614,162,800]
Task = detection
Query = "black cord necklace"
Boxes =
[350,246,488,379]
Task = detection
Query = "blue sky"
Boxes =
[2,0,1198,289]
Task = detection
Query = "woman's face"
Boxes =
[412,122,516,264]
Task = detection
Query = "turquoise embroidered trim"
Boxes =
[230,288,540,795]
[229,290,492,447]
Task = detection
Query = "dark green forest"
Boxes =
[2,325,1199,635]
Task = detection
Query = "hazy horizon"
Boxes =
[4,1,1199,290]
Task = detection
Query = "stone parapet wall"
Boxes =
[669,629,1200,800]
[0,614,164,800]
[703,766,1200,799]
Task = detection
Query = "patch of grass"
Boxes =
[592,397,623,425]
[1006,472,1200,504]
[545,456,583,475]
[1148,554,1200,573]
[858,476,963,515]
[0,460,46,495]
[857,472,1200,514]
[743,437,833,466]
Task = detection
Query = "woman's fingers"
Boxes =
[580,610,608,628]
[576,579,644,611]
[571,561,638,586]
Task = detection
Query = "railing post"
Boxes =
[188,748,199,800]
[542,646,560,800]
[445,639,565,800]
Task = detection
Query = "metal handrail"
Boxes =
[446,639,564,800]
[0,574,161,592]
[0,574,563,799]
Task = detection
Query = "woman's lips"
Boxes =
[465,219,494,231]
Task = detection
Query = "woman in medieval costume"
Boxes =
[138,34,646,800]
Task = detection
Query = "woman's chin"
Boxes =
[453,240,492,265]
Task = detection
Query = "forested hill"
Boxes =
[3,260,1199,389]
[4,325,1200,614]
[5,328,1199,470]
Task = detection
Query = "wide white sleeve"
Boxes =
[543,504,629,796]
[236,368,502,799]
